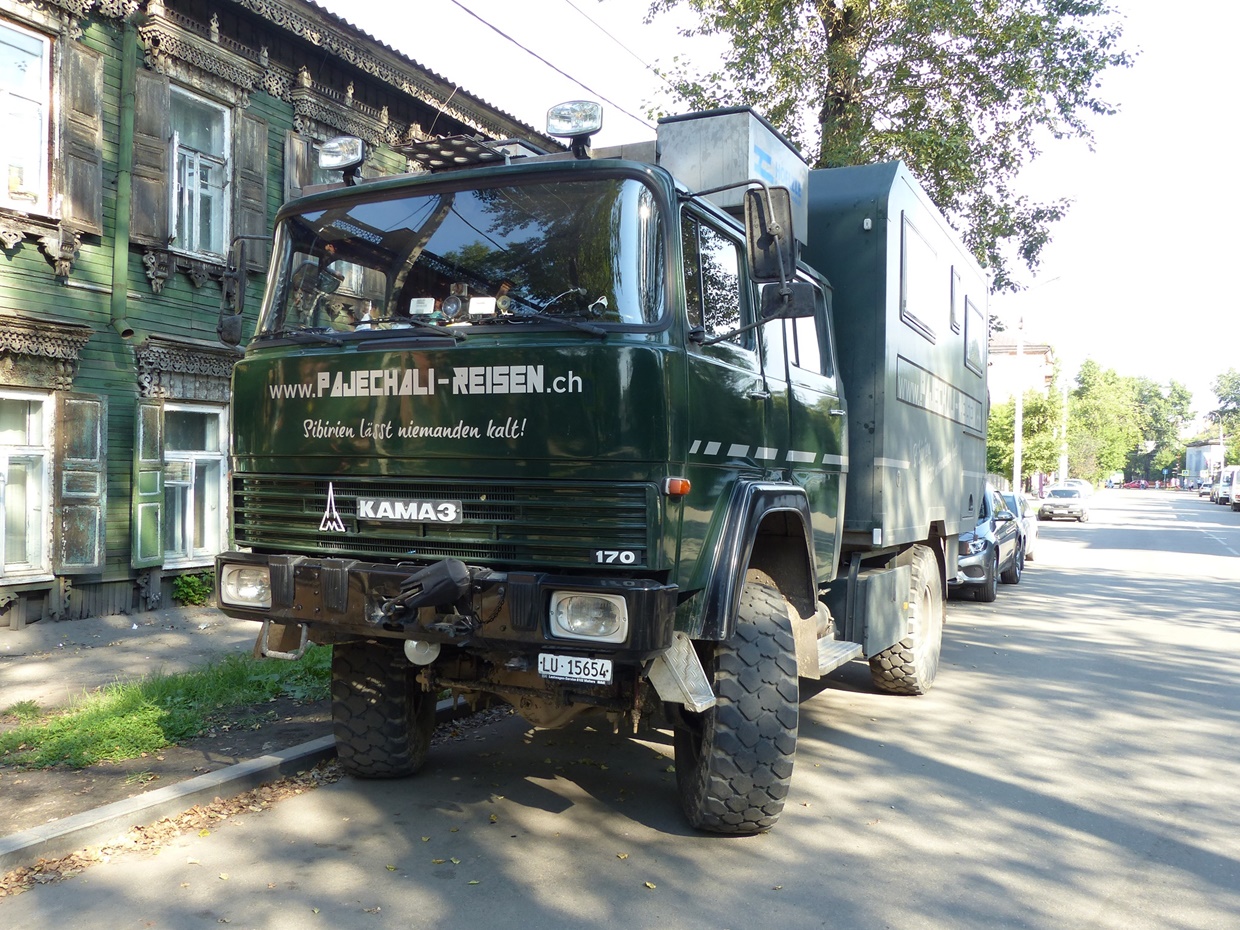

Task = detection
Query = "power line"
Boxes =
[560,0,676,91]
[447,0,654,129]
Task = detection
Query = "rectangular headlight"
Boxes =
[219,564,272,609]
[318,135,366,171]
[546,100,603,138]
[549,591,628,643]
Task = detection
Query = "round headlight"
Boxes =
[441,295,464,320]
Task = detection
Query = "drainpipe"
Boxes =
[110,15,139,339]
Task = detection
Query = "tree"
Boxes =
[1208,368,1240,463]
[987,387,1062,488]
[1067,360,1140,482]
[646,0,1132,290]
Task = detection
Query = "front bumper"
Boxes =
[215,551,678,663]
[950,541,993,586]
[1040,504,1084,520]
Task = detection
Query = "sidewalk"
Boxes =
[0,607,340,875]
[0,606,260,713]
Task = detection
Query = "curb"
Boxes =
[0,736,336,874]
[0,697,476,874]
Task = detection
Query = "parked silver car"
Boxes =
[1039,487,1089,522]
[1003,491,1038,561]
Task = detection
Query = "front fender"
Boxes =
[686,480,817,641]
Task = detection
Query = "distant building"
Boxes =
[1186,440,1225,482]
[0,0,552,628]
[987,333,1055,404]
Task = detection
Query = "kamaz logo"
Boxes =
[357,498,463,524]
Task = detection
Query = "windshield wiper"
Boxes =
[507,306,607,336]
[269,328,342,346]
[354,318,466,342]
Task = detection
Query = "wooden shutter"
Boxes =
[234,112,269,270]
[54,392,107,574]
[131,398,164,568]
[284,130,313,204]
[59,41,104,235]
[130,68,170,247]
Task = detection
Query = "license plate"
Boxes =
[537,653,613,684]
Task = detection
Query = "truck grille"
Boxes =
[231,475,655,569]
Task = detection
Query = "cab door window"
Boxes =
[683,213,748,346]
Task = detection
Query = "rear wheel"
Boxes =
[973,548,999,603]
[332,639,435,778]
[674,580,799,834]
[869,545,944,695]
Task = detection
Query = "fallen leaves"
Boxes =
[0,759,344,897]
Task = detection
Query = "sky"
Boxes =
[313,0,1236,418]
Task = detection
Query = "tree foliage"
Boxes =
[1208,368,1240,463]
[987,388,1062,487]
[646,0,1133,290]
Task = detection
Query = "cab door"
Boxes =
[681,210,788,568]
[774,280,846,583]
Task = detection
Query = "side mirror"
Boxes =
[761,282,817,320]
[744,186,796,283]
[218,239,248,347]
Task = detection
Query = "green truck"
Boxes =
[215,104,988,834]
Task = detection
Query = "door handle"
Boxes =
[747,389,771,400]
[829,408,845,416]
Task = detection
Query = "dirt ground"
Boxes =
[0,696,331,838]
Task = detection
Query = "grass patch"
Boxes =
[2,699,42,721]
[0,646,331,770]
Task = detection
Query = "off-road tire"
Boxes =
[869,545,944,695]
[1000,541,1023,585]
[974,549,999,603]
[332,639,435,778]
[674,581,799,834]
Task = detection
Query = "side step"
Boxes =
[817,638,863,676]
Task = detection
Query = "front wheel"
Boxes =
[674,580,799,834]
[332,639,436,778]
[869,545,945,695]
[1000,541,1023,584]
[974,548,999,603]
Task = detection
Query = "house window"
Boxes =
[0,19,50,213]
[162,404,226,566]
[0,391,51,580]
[171,88,230,257]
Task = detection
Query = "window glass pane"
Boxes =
[164,482,188,558]
[3,456,42,568]
[165,410,219,452]
[193,460,221,552]
[900,214,937,341]
[0,22,47,209]
[682,215,703,328]
[698,223,743,342]
[4,460,28,564]
[792,315,822,373]
[171,91,226,157]
[0,398,36,443]
[0,24,45,98]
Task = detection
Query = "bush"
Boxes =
[171,571,215,606]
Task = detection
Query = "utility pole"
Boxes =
[1013,315,1023,493]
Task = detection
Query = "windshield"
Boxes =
[1048,489,1080,499]
[257,175,664,338]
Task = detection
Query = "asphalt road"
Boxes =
[5,490,1239,929]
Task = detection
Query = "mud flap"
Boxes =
[648,631,717,712]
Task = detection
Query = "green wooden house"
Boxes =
[0,0,550,628]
